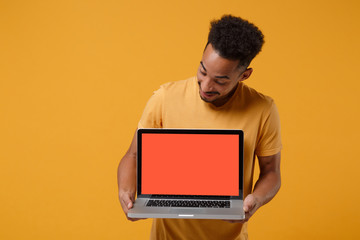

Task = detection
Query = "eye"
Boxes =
[200,70,206,76]
[215,80,227,86]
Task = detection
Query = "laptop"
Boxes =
[127,128,244,220]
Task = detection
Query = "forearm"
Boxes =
[117,153,136,195]
[118,152,141,220]
[252,170,281,207]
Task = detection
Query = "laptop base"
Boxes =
[128,198,245,220]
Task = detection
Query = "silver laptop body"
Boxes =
[127,129,245,220]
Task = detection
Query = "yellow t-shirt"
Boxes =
[138,76,282,240]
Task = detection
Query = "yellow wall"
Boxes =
[1,0,359,239]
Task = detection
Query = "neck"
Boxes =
[211,83,239,107]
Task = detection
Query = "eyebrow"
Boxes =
[200,61,230,79]
[200,61,207,72]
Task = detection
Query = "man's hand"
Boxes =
[242,194,260,221]
[119,190,134,220]
[117,130,146,221]
[223,152,281,224]
[223,193,260,223]
[118,190,146,221]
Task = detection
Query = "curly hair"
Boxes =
[207,15,264,67]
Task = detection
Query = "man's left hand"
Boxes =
[223,193,260,224]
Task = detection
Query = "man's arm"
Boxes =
[244,151,281,218]
[226,151,281,223]
[117,130,144,221]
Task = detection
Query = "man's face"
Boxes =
[197,44,252,107]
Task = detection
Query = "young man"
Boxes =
[118,15,282,240]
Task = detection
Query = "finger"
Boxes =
[128,217,147,222]
[119,192,145,222]
[120,198,138,221]
[243,205,248,212]
[121,193,134,210]
[222,219,246,224]
[243,194,255,212]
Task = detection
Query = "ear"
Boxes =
[239,68,253,82]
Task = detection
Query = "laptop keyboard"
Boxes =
[146,199,230,208]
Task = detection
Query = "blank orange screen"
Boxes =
[141,134,239,196]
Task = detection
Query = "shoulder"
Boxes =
[158,77,196,94]
[239,83,275,111]
[146,77,195,106]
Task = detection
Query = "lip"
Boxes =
[200,90,216,99]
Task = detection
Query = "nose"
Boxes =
[199,76,215,93]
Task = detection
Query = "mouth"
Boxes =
[199,89,219,99]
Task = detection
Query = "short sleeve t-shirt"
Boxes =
[138,76,282,240]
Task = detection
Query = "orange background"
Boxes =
[1,0,360,239]
[141,133,239,196]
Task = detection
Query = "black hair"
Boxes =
[207,15,264,67]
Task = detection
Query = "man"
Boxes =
[118,15,282,239]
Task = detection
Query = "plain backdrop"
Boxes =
[1,0,359,239]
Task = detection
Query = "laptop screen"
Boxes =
[138,129,243,197]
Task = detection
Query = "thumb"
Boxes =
[122,194,134,209]
[243,194,256,212]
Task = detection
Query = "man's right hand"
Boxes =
[118,130,147,221]
[118,190,142,221]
